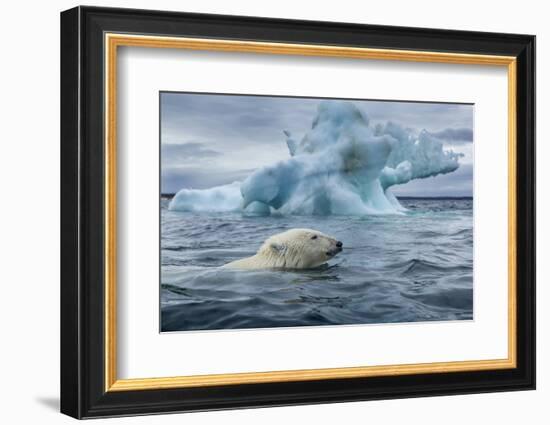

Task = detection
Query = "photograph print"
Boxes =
[160,92,474,332]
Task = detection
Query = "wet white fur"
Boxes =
[223,228,341,270]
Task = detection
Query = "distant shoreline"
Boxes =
[160,193,472,201]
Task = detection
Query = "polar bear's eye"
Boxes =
[311,235,318,240]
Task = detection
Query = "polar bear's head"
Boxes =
[258,228,343,269]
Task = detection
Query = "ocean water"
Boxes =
[161,198,473,332]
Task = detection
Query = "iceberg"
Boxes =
[169,182,242,212]
[169,101,463,215]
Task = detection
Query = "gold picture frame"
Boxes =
[104,34,517,392]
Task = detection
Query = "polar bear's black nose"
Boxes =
[336,241,343,248]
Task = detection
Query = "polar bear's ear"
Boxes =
[270,242,287,255]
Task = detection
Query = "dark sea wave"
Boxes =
[160,198,473,331]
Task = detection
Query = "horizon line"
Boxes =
[160,193,473,200]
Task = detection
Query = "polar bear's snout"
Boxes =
[326,240,343,258]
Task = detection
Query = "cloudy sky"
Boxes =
[161,92,473,196]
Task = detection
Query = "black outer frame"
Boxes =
[60,5,536,419]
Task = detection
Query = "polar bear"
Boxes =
[223,228,343,270]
